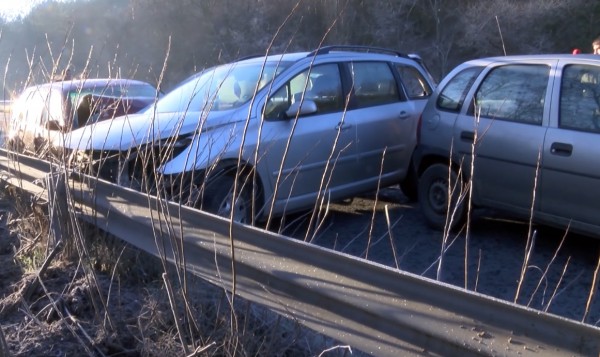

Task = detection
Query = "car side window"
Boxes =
[473,64,549,125]
[436,67,482,112]
[560,64,600,132]
[395,64,433,99]
[264,63,342,119]
[351,61,399,107]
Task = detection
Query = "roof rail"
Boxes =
[234,54,264,62]
[308,45,409,58]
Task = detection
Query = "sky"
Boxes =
[0,0,72,21]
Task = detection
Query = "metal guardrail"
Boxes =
[0,100,11,113]
[0,149,599,357]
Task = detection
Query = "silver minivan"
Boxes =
[62,46,435,224]
[414,54,600,237]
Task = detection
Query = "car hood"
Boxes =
[60,109,246,151]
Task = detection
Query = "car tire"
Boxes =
[418,163,467,231]
[202,174,253,224]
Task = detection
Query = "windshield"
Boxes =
[151,61,291,114]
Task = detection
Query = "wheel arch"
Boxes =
[204,158,266,213]
[416,153,465,180]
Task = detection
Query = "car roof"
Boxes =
[464,53,600,65]
[235,52,310,65]
[172,46,433,91]
[235,45,425,66]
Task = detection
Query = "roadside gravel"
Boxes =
[282,186,600,326]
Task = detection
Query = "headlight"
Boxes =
[136,133,194,160]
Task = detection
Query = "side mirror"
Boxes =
[285,100,318,118]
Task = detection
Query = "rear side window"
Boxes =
[350,61,399,108]
[473,64,549,125]
[436,66,482,112]
[560,64,600,132]
[395,64,433,99]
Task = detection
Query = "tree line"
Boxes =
[0,0,598,96]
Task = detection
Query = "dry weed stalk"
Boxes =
[544,256,571,313]
[385,205,401,270]
[436,139,467,282]
[582,251,600,324]
[365,147,386,260]
[514,148,542,303]
[526,229,569,307]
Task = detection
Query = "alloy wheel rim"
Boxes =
[428,178,448,213]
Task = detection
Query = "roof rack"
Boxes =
[234,54,264,62]
[308,45,409,58]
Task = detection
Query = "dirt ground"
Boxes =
[0,193,353,357]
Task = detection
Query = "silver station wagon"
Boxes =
[414,54,600,237]
[62,46,435,224]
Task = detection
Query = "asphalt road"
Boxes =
[277,186,600,327]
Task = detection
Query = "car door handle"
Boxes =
[335,122,352,131]
[550,142,573,156]
[460,131,475,142]
[398,111,410,120]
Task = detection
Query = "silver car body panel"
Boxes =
[61,111,204,151]
[161,53,432,218]
[417,54,600,237]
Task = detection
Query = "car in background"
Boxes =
[63,46,435,224]
[7,78,159,155]
[414,54,600,237]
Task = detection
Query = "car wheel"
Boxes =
[202,174,253,224]
[418,163,467,231]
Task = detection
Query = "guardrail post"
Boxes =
[20,170,71,304]
[46,171,69,255]
[0,325,9,357]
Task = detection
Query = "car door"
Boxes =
[346,61,428,189]
[540,62,600,233]
[453,62,552,215]
[260,62,357,214]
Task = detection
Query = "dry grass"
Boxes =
[0,183,355,356]
[0,17,368,355]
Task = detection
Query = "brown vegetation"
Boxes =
[1,0,599,96]
[0,185,352,356]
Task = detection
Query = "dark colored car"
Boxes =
[7,78,159,155]
[414,54,600,238]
